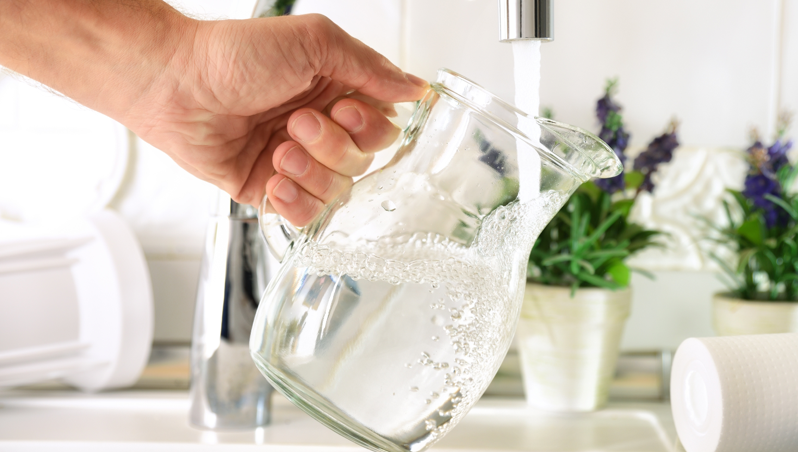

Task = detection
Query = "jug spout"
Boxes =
[536,117,624,180]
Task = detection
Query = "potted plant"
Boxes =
[517,80,675,412]
[705,113,797,336]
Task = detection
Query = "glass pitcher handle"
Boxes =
[258,192,300,261]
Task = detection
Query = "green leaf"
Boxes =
[576,272,621,289]
[611,199,635,218]
[709,251,744,287]
[722,200,736,228]
[578,181,602,201]
[631,267,656,279]
[777,164,798,189]
[735,248,758,273]
[570,196,582,246]
[727,189,751,217]
[577,211,623,253]
[541,254,574,266]
[583,249,630,260]
[764,194,798,220]
[607,262,631,286]
[624,171,645,189]
[577,260,596,274]
[737,217,764,245]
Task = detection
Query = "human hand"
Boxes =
[124,13,428,226]
[0,2,427,226]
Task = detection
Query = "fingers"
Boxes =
[266,174,325,227]
[267,94,404,227]
[288,107,378,177]
[330,98,402,153]
[272,141,353,203]
[295,14,429,103]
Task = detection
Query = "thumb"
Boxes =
[297,14,428,103]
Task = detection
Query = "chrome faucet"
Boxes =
[189,0,288,430]
[499,0,552,41]
[189,196,278,430]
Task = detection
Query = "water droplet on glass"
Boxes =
[425,419,437,431]
[431,392,439,399]
[431,336,439,341]
[425,399,432,405]
[405,363,413,368]
[410,386,419,392]
[381,200,396,211]
[431,315,444,326]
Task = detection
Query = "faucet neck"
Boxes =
[499,0,552,42]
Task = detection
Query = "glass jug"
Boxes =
[250,68,622,452]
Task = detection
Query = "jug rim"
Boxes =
[432,68,622,181]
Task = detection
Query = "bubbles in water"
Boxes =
[425,419,437,431]
[289,190,567,448]
[381,200,397,211]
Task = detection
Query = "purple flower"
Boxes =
[768,139,793,172]
[633,130,679,192]
[594,173,627,193]
[594,117,630,194]
[592,80,633,194]
[743,173,787,228]
[596,94,621,125]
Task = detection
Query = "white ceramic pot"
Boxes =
[515,283,632,412]
[713,293,798,335]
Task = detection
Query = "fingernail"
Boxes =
[280,147,309,176]
[273,178,298,203]
[291,113,322,142]
[333,105,364,133]
[405,73,428,88]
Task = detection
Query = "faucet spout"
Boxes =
[499,0,552,42]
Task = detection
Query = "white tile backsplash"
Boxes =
[622,271,724,351]
[147,258,201,343]
[293,0,403,66]
[109,138,215,258]
[539,0,783,148]
[403,0,515,103]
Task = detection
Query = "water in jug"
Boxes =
[250,68,623,452]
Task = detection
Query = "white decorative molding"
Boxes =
[627,146,749,271]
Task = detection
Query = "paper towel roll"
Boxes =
[671,333,798,452]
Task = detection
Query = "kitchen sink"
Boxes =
[0,389,682,451]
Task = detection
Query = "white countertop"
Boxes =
[0,389,684,452]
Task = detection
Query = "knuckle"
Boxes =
[304,14,334,32]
